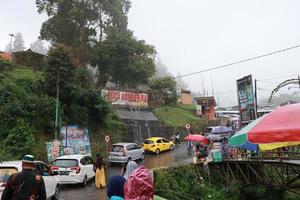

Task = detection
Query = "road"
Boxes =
[60,143,192,200]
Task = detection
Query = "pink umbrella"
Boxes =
[184,134,209,144]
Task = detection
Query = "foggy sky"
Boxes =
[1,0,300,107]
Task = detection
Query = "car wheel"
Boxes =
[140,153,145,160]
[51,185,60,200]
[155,149,160,155]
[83,175,88,186]
[170,145,174,151]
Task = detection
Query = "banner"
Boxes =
[60,125,92,156]
[101,90,148,107]
[46,140,62,162]
[236,75,256,124]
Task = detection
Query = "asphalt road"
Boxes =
[60,143,192,200]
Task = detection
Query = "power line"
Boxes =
[257,73,300,82]
[175,45,300,79]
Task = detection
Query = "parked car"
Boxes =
[143,137,175,155]
[0,160,60,200]
[50,154,95,186]
[108,143,144,164]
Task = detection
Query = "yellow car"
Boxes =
[143,137,175,154]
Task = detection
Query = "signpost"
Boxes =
[185,124,191,130]
[105,135,110,156]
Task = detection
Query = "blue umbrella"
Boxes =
[211,126,234,134]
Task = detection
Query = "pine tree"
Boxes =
[12,32,25,52]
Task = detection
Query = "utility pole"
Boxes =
[55,71,60,140]
[8,33,14,53]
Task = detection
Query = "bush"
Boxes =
[4,119,35,157]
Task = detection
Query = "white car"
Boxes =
[51,154,95,186]
[0,161,60,200]
[108,143,145,164]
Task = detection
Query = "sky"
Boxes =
[1,0,300,107]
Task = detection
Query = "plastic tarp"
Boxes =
[248,103,300,144]
[124,166,153,200]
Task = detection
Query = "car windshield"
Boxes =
[0,167,18,183]
[53,159,78,168]
[204,128,213,134]
[144,140,154,144]
[112,145,124,152]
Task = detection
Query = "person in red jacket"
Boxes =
[124,166,154,200]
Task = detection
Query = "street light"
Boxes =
[8,33,14,53]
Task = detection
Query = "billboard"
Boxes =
[101,90,148,107]
[60,126,92,156]
[236,75,256,124]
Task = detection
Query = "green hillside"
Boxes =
[154,105,208,127]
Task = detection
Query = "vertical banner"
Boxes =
[46,140,62,162]
[236,75,257,125]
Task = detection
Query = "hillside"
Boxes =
[154,105,209,130]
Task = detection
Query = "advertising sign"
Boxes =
[236,75,257,124]
[60,125,92,156]
[46,140,62,162]
[101,90,148,107]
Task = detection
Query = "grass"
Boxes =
[154,104,201,126]
[9,67,42,80]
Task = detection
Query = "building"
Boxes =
[179,89,193,105]
[0,51,12,61]
[194,96,217,120]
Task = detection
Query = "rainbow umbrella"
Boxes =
[229,103,300,151]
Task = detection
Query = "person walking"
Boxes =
[175,132,180,144]
[1,155,46,200]
[123,160,138,180]
[94,154,106,188]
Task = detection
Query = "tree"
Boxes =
[4,119,35,157]
[45,44,76,103]
[12,32,25,52]
[30,39,48,55]
[149,76,177,106]
[36,0,131,65]
[92,30,156,87]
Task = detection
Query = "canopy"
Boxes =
[184,134,209,144]
[229,103,300,151]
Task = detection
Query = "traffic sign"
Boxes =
[105,135,110,143]
[185,124,191,129]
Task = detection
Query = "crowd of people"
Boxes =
[94,156,156,200]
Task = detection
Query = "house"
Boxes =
[194,96,217,120]
[0,51,12,61]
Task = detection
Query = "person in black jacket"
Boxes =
[1,155,46,200]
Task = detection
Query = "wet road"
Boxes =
[60,143,192,200]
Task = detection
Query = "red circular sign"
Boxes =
[105,135,110,143]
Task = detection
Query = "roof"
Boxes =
[145,137,164,140]
[194,96,217,106]
[112,142,137,146]
[0,52,12,61]
[55,154,87,160]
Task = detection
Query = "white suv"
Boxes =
[108,143,145,164]
[0,161,60,200]
[51,155,95,186]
